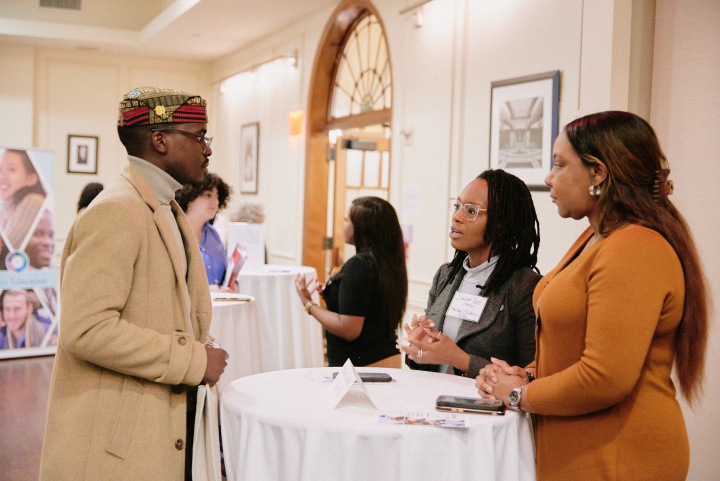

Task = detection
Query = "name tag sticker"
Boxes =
[446,292,488,322]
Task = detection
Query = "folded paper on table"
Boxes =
[210,292,253,303]
[329,359,378,410]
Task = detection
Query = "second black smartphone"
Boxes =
[332,372,393,382]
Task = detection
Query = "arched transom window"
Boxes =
[331,14,392,119]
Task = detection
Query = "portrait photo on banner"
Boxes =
[0,147,57,358]
[488,70,560,191]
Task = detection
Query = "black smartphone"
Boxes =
[332,372,393,382]
[435,395,505,415]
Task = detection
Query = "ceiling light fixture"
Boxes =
[220,49,299,94]
[399,0,433,28]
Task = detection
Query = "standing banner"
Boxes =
[0,147,57,359]
[226,222,265,268]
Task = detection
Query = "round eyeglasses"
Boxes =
[150,128,213,153]
[450,198,487,221]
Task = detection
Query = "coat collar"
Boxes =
[432,267,465,333]
[120,164,186,285]
[126,155,182,205]
[120,163,210,340]
[173,199,212,340]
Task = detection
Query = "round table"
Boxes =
[235,264,324,372]
[220,367,536,481]
[209,293,261,392]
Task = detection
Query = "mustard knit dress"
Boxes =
[527,225,689,480]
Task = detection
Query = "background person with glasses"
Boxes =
[398,169,541,379]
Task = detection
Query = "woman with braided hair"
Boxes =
[398,169,541,379]
[476,111,709,480]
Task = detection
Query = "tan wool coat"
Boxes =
[40,164,212,480]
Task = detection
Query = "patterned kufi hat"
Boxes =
[117,87,207,127]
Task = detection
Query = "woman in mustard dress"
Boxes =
[476,111,709,481]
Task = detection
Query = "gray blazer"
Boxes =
[407,263,540,378]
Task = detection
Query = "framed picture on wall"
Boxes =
[241,122,259,194]
[67,135,98,174]
[489,70,560,191]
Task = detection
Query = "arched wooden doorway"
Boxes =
[302,0,393,282]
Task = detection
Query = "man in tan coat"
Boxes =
[40,87,227,480]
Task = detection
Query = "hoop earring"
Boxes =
[589,184,602,197]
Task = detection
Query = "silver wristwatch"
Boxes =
[508,386,524,412]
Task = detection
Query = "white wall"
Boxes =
[459,0,592,277]
[208,0,642,306]
[651,0,720,478]
[392,0,456,307]
[209,12,328,264]
[0,44,35,148]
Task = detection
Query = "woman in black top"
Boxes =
[295,196,408,367]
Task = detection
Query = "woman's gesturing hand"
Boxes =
[398,314,469,371]
[294,273,324,305]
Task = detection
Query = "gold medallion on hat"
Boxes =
[155,105,167,117]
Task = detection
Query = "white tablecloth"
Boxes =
[235,264,324,372]
[220,367,536,481]
[209,294,262,392]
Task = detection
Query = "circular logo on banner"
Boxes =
[6,251,29,272]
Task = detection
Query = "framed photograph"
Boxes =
[241,122,259,194]
[67,135,98,174]
[489,71,560,191]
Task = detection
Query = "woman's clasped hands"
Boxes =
[475,357,529,405]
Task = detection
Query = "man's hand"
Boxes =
[202,345,228,386]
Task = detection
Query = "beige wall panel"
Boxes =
[127,68,204,99]
[212,33,309,264]
[30,50,209,262]
[393,0,456,306]
[0,44,35,148]
[39,59,120,257]
[462,0,590,274]
[651,1,720,479]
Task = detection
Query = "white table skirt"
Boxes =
[209,295,262,392]
[235,264,324,372]
[220,367,536,481]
